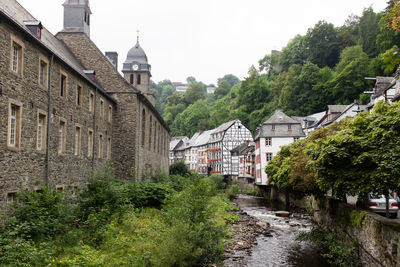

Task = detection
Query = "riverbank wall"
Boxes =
[312,197,400,267]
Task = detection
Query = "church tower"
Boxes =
[122,36,154,104]
[62,0,91,37]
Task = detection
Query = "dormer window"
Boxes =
[23,21,42,40]
[288,124,292,131]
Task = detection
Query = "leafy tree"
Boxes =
[279,35,308,71]
[305,21,341,68]
[184,81,206,105]
[186,76,196,84]
[172,100,210,136]
[169,161,190,176]
[383,0,400,32]
[214,79,231,99]
[356,8,380,57]
[327,45,370,104]
[259,52,280,74]
[218,74,240,88]
[309,101,400,199]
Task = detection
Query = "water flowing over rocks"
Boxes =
[223,194,328,267]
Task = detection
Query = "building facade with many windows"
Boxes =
[0,0,169,204]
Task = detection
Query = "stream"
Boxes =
[224,194,329,267]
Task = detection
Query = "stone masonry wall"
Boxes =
[312,197,400,267]
[0,21,113,205]
[56,32,169,180]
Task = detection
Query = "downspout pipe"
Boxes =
[45,54,54,186]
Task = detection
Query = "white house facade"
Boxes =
[255,110,305,185]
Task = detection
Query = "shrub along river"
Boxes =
[224,194,329,267]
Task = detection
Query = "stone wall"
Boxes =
[312,197,400,267]
[56,32,169,180]
[0,21,113,204]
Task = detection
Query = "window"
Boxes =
[149,116,152,149]
[8,101,22,149]
[10,35,24,75]
[74,125,81,156]
[130,74,134,84]
[265,137,272,146]
[141,109,146,147]
[108,105,112,122]
[272,124,275,131]
[6,191,17,203]
[266,153,273,162]
[99,98,104,118]
[89,91,94,112]
[58,119,66,154]
[288,124,292,131]
[107,137,111,160]
[137,74,141,85]
[37,111,47,152]
[60,72,67,98]
[88,129,93,157]
[76,84,82,106]
[39,58,48,87]
[98,133,103,159]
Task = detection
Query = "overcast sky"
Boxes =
[17,0,387,85]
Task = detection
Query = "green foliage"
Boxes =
[0,168,237,266]
[350,210,367,227]
[309,101,400,198]
[226,184,240,200]
[243,188,263,197]
[183,81,206,105]
[208,174,226,191]
[297,228,361,267]
[169,161,190,176]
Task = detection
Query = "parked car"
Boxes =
[356,193,398,218]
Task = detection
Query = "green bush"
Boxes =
[208,174,226,191]
[7,186,75,241]
[243,188,262,196]
[226,184,240,200]
[297,227,360,267]
[169,161,189,176]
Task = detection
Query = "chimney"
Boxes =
[105,52,118,70]
[24,21,42,39]
[83,70,95,82]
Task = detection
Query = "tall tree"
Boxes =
[305,21,341,68]
[214,79,231,99]
[217,74,240,88]
[184,82,206,105]
[279,35,308,71]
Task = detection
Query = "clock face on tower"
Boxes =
[132,64,139,71]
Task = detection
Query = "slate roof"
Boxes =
[191,130,212,147]
[0,0,115,103]
[124,40,148,65]
[374,76,395,98]
[263,109,299,124]
[256,109,305,139]
[327,105,348,114]
[212,120,238,134]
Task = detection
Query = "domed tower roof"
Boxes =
[124,40,148,64]
[122,36,151,73]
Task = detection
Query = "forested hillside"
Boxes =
[152,5,400,137]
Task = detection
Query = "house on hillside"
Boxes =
[207,120,253,176]
[255,110,305,185]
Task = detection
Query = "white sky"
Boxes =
[16,0,387,85]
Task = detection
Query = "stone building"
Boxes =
[0,0,169,204]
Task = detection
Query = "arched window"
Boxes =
[137,74,141,85]
[157,125,161,153]
[154,121,157,152]
[149,115,152,149]
[141,109,146,147]
[130,74,134,84]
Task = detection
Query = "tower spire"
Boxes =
[136,30,140,43]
